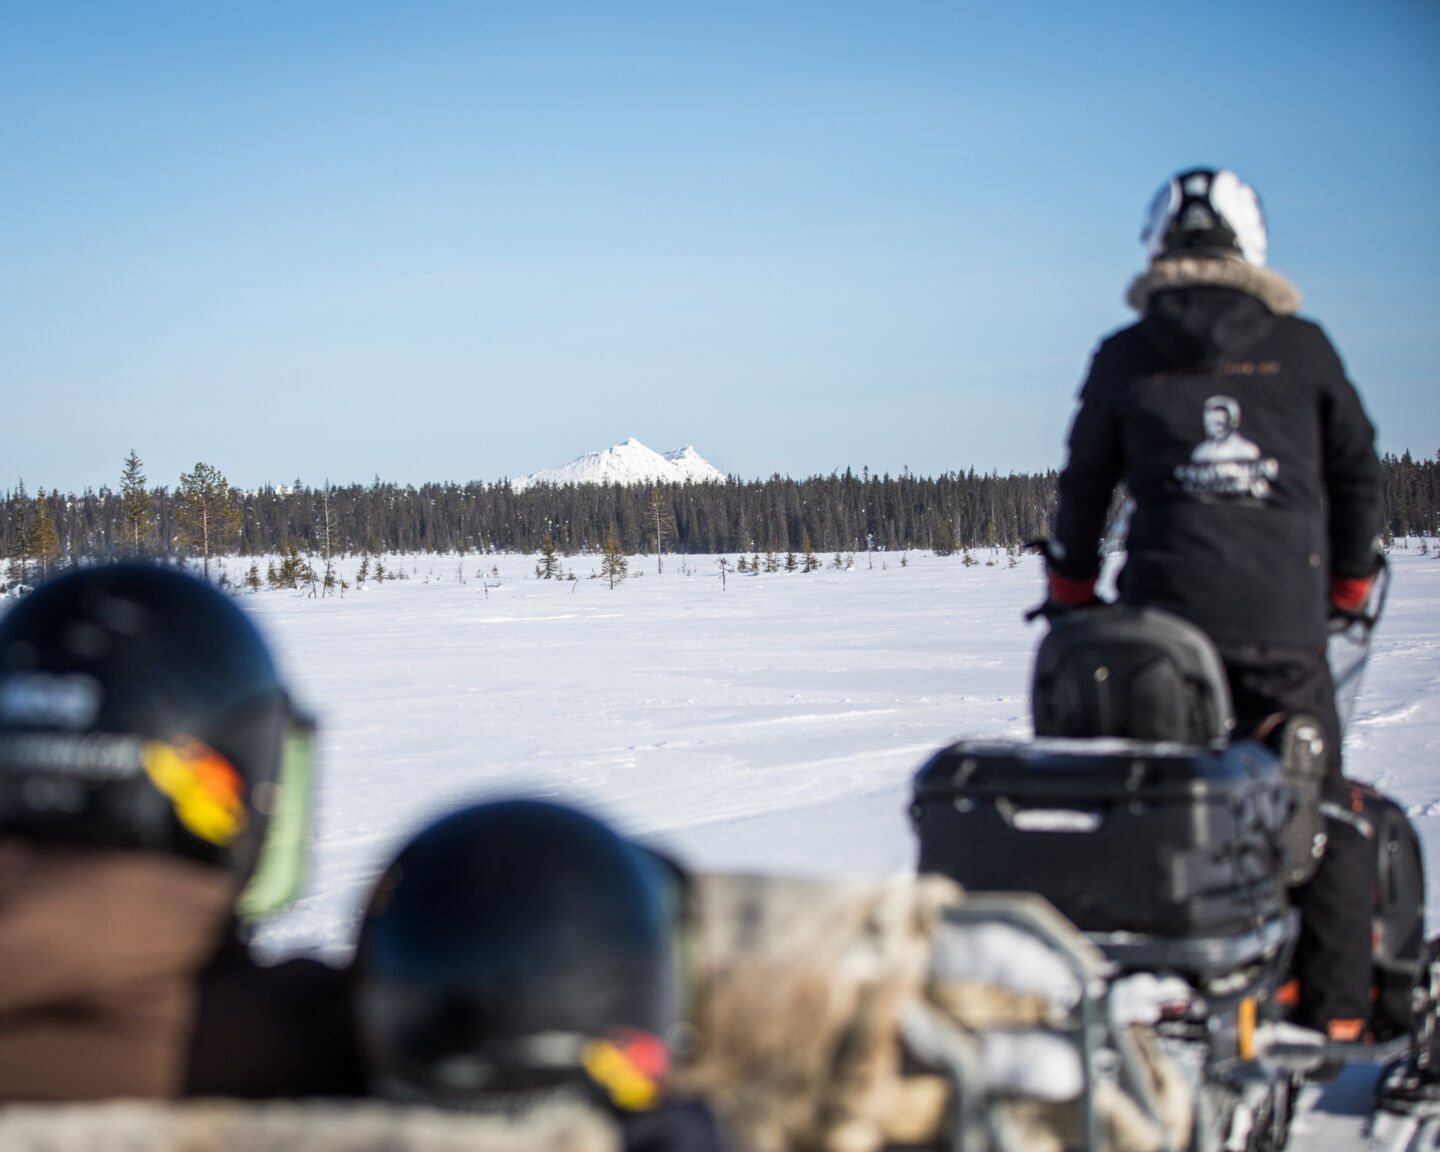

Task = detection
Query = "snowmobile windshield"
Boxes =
[1327,558,1389,735]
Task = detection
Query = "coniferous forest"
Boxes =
[1,452,1436,584]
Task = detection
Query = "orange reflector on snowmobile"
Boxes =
[1238,996,1257,1060]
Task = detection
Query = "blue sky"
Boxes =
[2,1,1436,493]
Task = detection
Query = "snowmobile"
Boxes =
[908,562,1440,1150]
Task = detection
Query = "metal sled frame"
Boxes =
[1088,914,1297,987]
[905,892,1182,1152]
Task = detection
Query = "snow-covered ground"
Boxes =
[204,544,1440,1145]
[243,545,1440,957]
[246,547,1035,957]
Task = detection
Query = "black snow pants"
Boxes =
[1220,643,1377,1030]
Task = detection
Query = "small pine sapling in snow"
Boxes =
[932,520,956,557]
[600,526,628,589]
[536,532,563,579]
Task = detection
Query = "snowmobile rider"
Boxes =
[0,563,363,1099]
[1044,168,1385,1044]
[351,797,730,1152]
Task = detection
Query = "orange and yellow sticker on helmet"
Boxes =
[581,1027,670,1112]
[143,736,248,846]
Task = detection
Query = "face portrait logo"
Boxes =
[1173,394,1279,501]
[143,736,248,845]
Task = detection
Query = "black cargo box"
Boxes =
[912,738,1289,939]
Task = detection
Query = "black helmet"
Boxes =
[0,563,312,919]
[354,798,688,1111]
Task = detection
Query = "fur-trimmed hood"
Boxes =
[1126,255,1303,316]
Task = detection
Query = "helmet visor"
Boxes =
[235,711,314,921]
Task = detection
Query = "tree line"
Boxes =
[2,450,1436,584]
[1380,450,1440,544]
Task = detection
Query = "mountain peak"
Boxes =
[510,439,726,492]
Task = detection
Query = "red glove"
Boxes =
[1330,575,1373,614]
[1048,571,1098,606]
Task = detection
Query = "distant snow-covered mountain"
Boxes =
[509,438,727,492]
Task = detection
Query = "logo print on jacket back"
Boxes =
[1173,395,1278,501]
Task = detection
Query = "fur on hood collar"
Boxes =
[1126,256,1303,316]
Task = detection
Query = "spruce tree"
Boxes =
[536,532,561,580]
[175,462,242,579]
[120,450,154,557]
[933,518,956,557]
[27,489,61,581]
[600,525,628,589]
[801,531,820,573]
[274,543,309,589]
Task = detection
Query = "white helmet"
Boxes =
[1141,168,1268,266]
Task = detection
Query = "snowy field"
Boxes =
[214,545,1439,1145]
[247,547,1045,959]
[241,545,1440,958]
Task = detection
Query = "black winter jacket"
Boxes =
[1052,256,1382,647]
